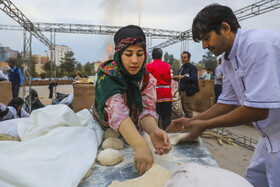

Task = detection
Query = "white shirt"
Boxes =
[218,28,280,153]
[214,65,223,85]
[202,72,211,80]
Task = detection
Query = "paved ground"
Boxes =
[201,127,257,177]
[19,85,259,177]
[19,85,74,106]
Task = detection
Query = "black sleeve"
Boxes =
[181,65,198,83]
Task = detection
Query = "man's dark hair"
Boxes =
[181,51,191,58]
[152,48,163,59]
[192,4,241,42]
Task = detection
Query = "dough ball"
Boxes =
[102,137,124,150]
[97,148,123,166]
[168,133,199,145]
[103,128,120,139]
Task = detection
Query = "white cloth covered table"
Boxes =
[0,104,103,187]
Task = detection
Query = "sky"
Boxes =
[0,0,280,65]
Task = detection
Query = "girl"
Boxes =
[93,25,171,175]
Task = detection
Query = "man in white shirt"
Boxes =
[201,68,212,80]
[214,58,223,103]
[167,4,280,187]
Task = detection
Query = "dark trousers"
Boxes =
[12,84,20,98]
[156,101,172,130]
[49,86,54,99]
[214,84,222,103]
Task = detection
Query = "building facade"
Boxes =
[45,45,71,66]
[32,54,50,75]
[0,44,19,62]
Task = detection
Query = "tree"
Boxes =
[163,52,169,63]
[14,53,23,70]
[40,72,46,79]
[201,51,218,72]
[169,54,175,66]
[171,59,181,75]
[43,61,51,78]
[146,54,153,64]
[76,62,83,72]
[29,57,38,77]
[12,54,38,77]
[60,51,77,77]
[195,62,204,71]
[83,62,93,77]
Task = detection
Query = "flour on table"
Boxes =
[109,164,172,187]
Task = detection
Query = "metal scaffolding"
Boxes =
[209,128,258,151]
[50,30,56,100]
[0,22,185,58]
[0,0,52,47]
[0,23,183,39]
[22,30,32,113]
[0,22,185,57]
[0,0,54,109]
[235,0,280,21]
[151,0,280,50]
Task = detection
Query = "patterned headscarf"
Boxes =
[1,65,10,74]
[95,25,147,121]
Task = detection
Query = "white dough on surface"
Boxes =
[103,128,120,139]
[164,162,253,187]
[97,148,123,166]
[102,137,124,150]
[109,164,172,187]
[168,133,199,145]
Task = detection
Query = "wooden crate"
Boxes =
[0,81,12,105]
[73,84,95,113]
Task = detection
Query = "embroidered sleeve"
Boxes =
[138,74,159,126]
[104,94,129,132]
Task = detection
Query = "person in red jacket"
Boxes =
[146,48,172,130]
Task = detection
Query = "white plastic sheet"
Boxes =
[0,104,103,187]
[0,118,30,137]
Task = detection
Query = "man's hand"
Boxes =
[166,118,207,140]
[166,117,190,133]
[172,76,178,81]
[150,129,171,155]
[177,75,184,79]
